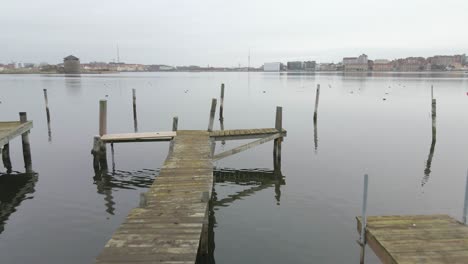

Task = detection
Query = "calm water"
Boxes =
[1,72,468,263]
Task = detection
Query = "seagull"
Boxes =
[184,90,189,93]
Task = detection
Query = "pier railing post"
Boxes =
[359,174,369,264]
[19,112,33,173]
[219,84,225,122]
[208,98,217,132]
[313,84,320,122]
[463,170,468,225]
[2,143,12,173]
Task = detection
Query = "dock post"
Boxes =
[463,170,468,225]
[168,116,178,156]
[99,100,107,137]
[431,99,436,141]
[19,112,33,173]
[313,84,320,122]
[219,84,225,122]
[132,89,138,132]
[2,143,12,173]
[92,136,101,172]
[208,98,217,132]
[98,100,108,171]
[431,85,434,100]
[172,116,178,131]
[43,89,52,141]
[359,174,369,264]
[274,106,283,172]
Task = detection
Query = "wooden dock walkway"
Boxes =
[94,98,286,263]
[357,215,468,264]
[0,113,33,174]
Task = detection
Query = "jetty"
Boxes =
[0,113,33,174]
[357,175,468,264]
[94,96,286,263]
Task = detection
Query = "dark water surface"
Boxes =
[1,72,468,263]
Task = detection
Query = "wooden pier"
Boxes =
[94,96,286,263]
[357,215,468,264]
[0,113,33,174]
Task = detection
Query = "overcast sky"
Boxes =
[1,0,467,66]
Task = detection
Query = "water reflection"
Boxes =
[0,173,38,235]
[64,75,82,95]
[92,169,158,215]
[197,168,285,264]
[423,99,437,186]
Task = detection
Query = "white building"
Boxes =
[263,62,282,72]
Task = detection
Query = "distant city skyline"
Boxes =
[2,0,468,66]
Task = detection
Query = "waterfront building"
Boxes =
[263,62,283,72]
[373,59,394,71]
[63,55,81,74]
[287,61,304,71]
[428,54,466,70]
[316,63,338,71]
[395,57,426,71]
[343,54,368,71]
[304,61,316,71]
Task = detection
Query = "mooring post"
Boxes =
[463,170,468,225]
[168,116,178,156]
[432,99,436,141]
[19,112,33,173]
[97,100,108,171]
[99,100,107,136]
[274,106,283,172]
[219,83,225,122]
[172,116,178,131]
[2,143,12,173]
[110,143,115,172]
[92,136,101,172]
[359,174,369,264]
[313,84,320,122]
[208,98,217,132]
[132,89,138,132]
[43,89,52,142]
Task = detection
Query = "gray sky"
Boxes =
[1,0,467,66]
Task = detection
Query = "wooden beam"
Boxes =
[213,133,281,161]
[99,100,107,136]
[19,112,33,173]
[101,131,176,143]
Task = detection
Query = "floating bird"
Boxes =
[383,98,387,101]
[262,91,266,93]
[105,95,109,97]
[184,90,189,93]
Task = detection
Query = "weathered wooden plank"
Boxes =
[101,132,176,143]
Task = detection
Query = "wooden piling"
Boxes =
[432,99,436,141]
[168,116,178,156]
[313,84,320,122]
[92,136,101,172]
[172,116,179,131]
[132,89,138,132]
[208,98,217,132]
[99,100,107,136]
[43,89,52,141]
[19,112,33,173]
[219,84,225,122]
[274,106,283,172]
[2,143,12,173]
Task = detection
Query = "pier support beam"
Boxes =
[43,89,52,142]
[20,112,33,173]
[2,143,12,173]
